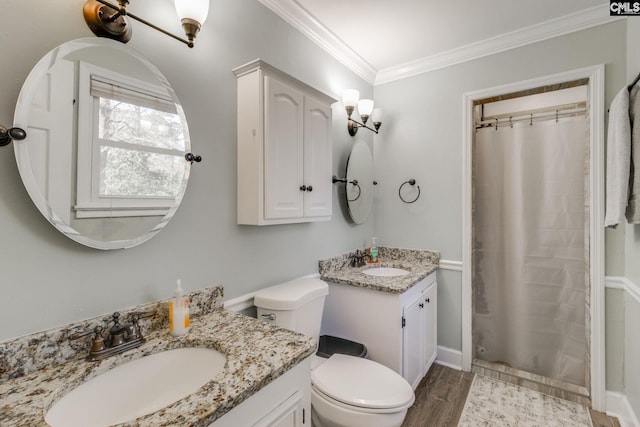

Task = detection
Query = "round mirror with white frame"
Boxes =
[13,38,192,250]
[345,139,374,224]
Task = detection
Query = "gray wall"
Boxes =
[605,288,625,392]
[0,0,374,341]
[624,292,640,415]
[373,20,628,369]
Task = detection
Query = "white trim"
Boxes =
[256,0,377,84]
[439,259,463,272]
[256,1,619,86]
[376,5,618,85]
[461,77,474,373]
[435,346,463,371]
[606,276,628,290]
[606,276,640,305]
[461,65,606,410]
[224,292,255,312]
[606,391,640,427]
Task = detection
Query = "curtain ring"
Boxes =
[399,179,420,204]
[530,113,533,126]
[509,116,513,128]
[494,118,498,130]
[556,109,559,123]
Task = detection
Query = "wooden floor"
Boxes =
[401,364,620,427]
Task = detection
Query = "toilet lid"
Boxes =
[311,354,414,410]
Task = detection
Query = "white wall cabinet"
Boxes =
[321,272,437,390]
[234,59,334,225]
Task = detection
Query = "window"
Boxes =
[76,63,189,218]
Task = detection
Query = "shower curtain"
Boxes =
[473,116,588,387]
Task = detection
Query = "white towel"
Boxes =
[604,88,631,228]
[627,85,640,223]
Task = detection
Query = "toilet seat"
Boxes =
[311,354,414,411]
[312,386,410,415]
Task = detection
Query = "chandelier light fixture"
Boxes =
[342,89,383,136]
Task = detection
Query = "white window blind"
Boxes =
[89,76,177,114]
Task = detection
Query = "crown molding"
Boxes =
[258,2,622,87]
[257,0,377,84]
[375,4,622,85]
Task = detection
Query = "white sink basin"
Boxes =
[45,347,226,427]
[362,267,410,277]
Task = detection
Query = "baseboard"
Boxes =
[436,346,463,370]
[606,391,640,427]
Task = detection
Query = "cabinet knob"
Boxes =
[307,185,313,192]
[426,298,430,303]
[300,185,307,192]
[419,303,424,308]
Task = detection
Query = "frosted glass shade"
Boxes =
[372,108,383,123]
[342,89,360,108]
[175,0,210,25]
[358,99,374,116]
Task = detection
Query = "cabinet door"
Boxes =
[253,390,304,427]
[424,284,438,373]
[402,293,425,390]
[264,76,304,220]
[303,96,332,218]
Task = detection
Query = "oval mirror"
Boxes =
[345,140,374,224]
[13,38,192,250]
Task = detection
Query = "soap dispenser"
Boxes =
[169,279,190,336]
[369,237,379,263]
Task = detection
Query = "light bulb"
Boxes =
[358,99,374,117]
[341,89,360,108]
[372,108,383,123]
[175,0,210,26]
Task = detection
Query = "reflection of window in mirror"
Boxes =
[75,62,187,218]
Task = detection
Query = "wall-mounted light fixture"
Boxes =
[342,89,383,136]
[83,0,209,48]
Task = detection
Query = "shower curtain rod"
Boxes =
[475,107,587,129]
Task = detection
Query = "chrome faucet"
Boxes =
[70,312,147,361]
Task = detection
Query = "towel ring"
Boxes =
[333,175,362,202]
[399,179,420,204]
[347,180,361,202]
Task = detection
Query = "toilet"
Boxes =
[254,277,414,427]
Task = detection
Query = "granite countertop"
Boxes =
[0,309,315,427]
[319,247,440,294]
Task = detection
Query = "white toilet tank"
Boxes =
[254,277,328,342]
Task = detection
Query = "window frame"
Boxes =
[75,62,187,218]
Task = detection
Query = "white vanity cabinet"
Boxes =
[233,59,334,225]
[402,279,438,389]
[211,357,311,427]
[321,272,437,390]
